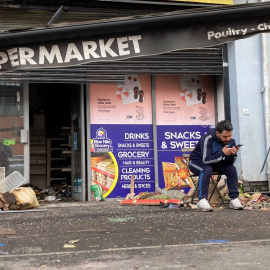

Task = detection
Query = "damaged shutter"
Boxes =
[0,47,222,84]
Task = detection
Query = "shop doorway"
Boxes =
[29,83,86,201]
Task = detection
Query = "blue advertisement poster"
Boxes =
[91,124,155,198]
[157,125,211,192]
[155,75,215,194]
[90,75,154,198]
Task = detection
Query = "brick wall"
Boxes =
[242,181,269,192]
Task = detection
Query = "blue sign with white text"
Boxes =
[91,124,155,198]
[157,125,211,190]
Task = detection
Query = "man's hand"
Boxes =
[222,145,232,155]
[222,145,239,156]
[231,145,239,155]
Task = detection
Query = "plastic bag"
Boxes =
[156,185,186,200]
[91,184,104,201]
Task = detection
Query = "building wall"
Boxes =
[228,0,268,182]
[216,75,225,121]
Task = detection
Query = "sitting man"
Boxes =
[188,120,243,212]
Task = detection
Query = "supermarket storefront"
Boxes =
[1,2,270,200]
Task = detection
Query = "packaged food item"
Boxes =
[91,184,104,201]
[162,162,177,188]
[175,157,191,187]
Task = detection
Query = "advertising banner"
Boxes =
[1,9,270,72]
[90,75,155,198]
[156,75,215,193]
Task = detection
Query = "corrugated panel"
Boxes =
[0,3,188,33]
[0,7,153,32]
[0,0,216,33]
[0,48,223,84]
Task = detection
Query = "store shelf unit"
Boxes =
[47,128,71,186]
[30,128,47,189]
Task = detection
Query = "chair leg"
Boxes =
[191,184,198,204]
[189,176,199,204]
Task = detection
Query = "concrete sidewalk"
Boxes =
[0,200,269,269]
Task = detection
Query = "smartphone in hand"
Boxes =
[235,144,243,147]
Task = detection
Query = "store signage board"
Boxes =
[0,16,270,72]
[89,74,216,197]
[155,75,215,192]
[90,124,155,198]
[90,75,155,198]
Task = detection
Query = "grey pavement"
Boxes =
[0,200,270,270]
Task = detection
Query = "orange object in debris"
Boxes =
[120,199,182,206]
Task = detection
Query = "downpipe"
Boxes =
[261,30,270,188]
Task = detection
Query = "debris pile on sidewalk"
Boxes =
[120,187,186,206]
[240,191,270,210]
[0,187,39,211]
[120,179,270,210]
[32,182,73,202]
[0,171,40,211]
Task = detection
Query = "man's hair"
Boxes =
[215,120,233,133]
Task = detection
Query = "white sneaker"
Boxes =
[229,198,243,210]
[196,198,213,212]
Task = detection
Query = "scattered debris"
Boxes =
[159,202,180,208]
[45,196,57,201]
[120,199,182,206]
[0,171,29,193]
[69,240,80,244]
[121,185,185,206]
[156,185,186,200]
[50,258,61,263]
[238,181,270,209]
[0,187,39,211]
[108,217,136,222]
[31,182,74,203]
[63,244,75,248]
[120,181,270,211]
[125,193,137,200]
[0,228,17,235]
[0,242,8,255]
[242,192,270,210]
[63,239,80,248]
[196,239,228,244]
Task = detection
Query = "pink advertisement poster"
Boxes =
[155,75,215,126]
[90,75,152,124]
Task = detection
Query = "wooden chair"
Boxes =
[181,148,226,206]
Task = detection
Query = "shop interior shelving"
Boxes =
[47,127,71,186]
